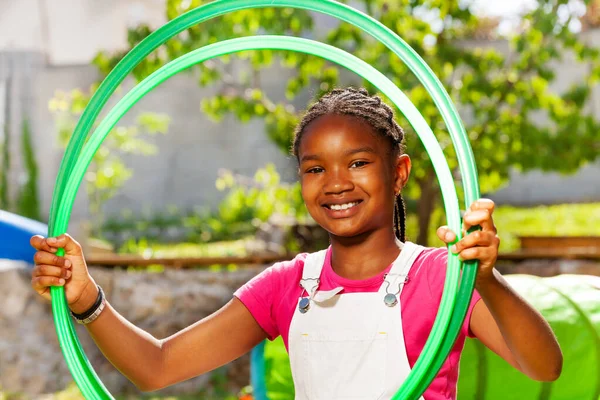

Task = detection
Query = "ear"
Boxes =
[393,154,411,194]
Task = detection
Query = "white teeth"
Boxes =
[330,202,358,211]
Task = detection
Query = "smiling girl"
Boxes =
[31,87,562,399]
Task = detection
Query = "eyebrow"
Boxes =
[300,146,377,163]
[344,146,377,156]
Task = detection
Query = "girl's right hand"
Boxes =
[30,234,99,314]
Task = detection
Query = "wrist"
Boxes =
[475,267,500,293]
[71,285,105,325]
[69,281,99,315]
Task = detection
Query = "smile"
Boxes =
[326,201,360,211]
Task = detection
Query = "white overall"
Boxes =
[288,242,426,400]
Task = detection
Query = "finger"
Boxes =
[451,230,495,253]
[30,278,51,301]
[436,226,457,244]
[30,235,57,253]
[456,246,496,262]
[468,198,495,213]
[463,198,496,232]
[32,264,72,280]
[46,234,83,256]
[462,209,496,232]
[32,276,66,290]
[33,251,72,268]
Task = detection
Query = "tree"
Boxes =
[93,0,600,245]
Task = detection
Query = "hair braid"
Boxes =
[394,195,407,242]
[293,87,408,242]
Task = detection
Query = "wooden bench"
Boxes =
[498,236,600,261]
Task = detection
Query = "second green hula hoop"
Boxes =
[52,35,477,399]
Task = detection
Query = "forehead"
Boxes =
[299,114,389,157]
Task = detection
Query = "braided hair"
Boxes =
[292,87,408,242]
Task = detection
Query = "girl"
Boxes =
[31,88,562,399]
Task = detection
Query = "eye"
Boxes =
[350,160,369,168]
[306,166,324,174]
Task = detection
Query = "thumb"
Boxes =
[436,226,457,245]
[46,234,83,257]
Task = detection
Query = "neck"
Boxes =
[329,228,402,280]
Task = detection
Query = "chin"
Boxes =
[309,211,369,239]
[324,223,369,239]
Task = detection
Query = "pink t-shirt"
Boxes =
[235,246,482,400]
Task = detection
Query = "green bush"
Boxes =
[214,163,308,226]
[102,164,309,248]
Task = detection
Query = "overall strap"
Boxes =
[379,242,426,295]
[300,249,328,297]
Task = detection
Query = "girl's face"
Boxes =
[298,114,411,239]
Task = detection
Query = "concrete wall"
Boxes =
[0,0,166,66]
[490,161,600,206]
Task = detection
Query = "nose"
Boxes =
[323,168,354,195]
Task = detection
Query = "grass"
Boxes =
[421,202,600,252]
[115,238,253,272]
[119,237,250,258]
[492,202,600,251]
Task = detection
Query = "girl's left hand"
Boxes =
[436,198,500,282]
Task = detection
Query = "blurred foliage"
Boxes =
[49,87,170,234]
[0,107,9,210]
[215,163,307,224]
[16,120,40,220]
[102,163,308,247]
[0,118,41,220]
[93,0,600,245]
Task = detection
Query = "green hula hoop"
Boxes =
[47,1,479,399]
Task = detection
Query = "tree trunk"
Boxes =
[415,174,439,246]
